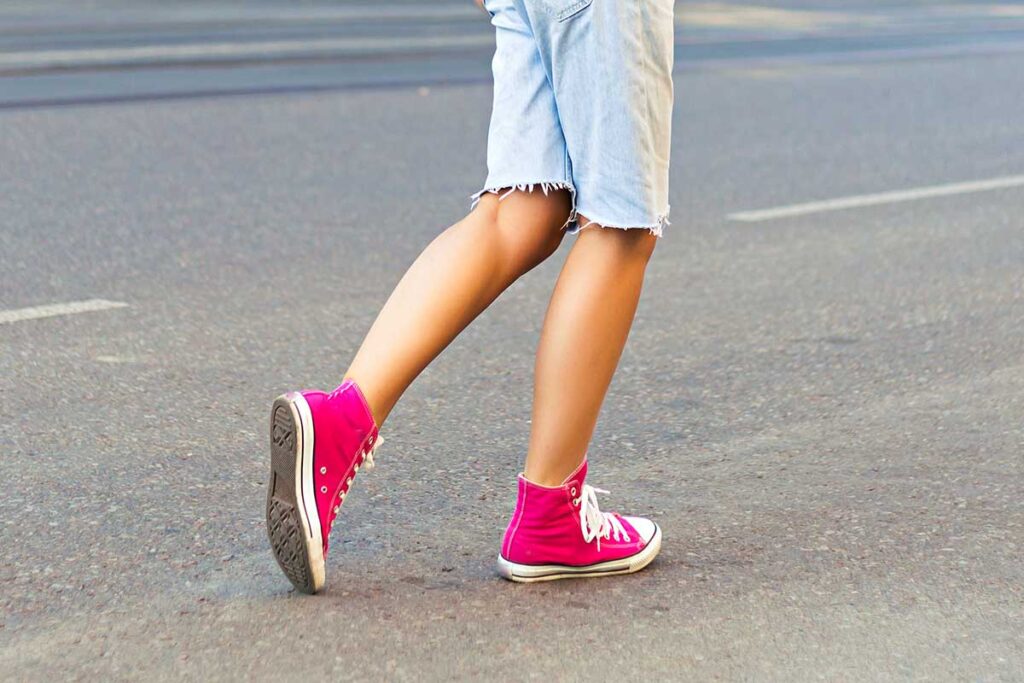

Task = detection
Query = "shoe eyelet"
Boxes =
[320,486,328,494]
[570,487,577,496]
[367,435,374,445]
[320,466,327,475]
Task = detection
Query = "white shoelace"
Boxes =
[361,435,384,470]
[572,484,630,551]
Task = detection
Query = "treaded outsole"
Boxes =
[266,397,317,594]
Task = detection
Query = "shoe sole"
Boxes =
[495,524,662,583]
[266,393,325,594]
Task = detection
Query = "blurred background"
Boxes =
[2,1,1023,680]
[4,1,1024,106]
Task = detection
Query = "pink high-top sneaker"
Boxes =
[498,458,661,582]
[266,380,382,594]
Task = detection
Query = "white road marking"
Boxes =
[0,34,494,71]
[95,355,144,364]
[0,299,128,325]
[728,174,1024,222]
[681,4,868,31]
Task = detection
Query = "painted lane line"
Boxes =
[728,174,1024,222]
[0,299,128,325]
[0,34,495,71]
[2,4,482,32]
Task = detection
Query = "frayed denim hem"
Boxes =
[470,184,669,237]
[568,206,671,238]
[470,181,578,231]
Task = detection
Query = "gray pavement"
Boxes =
[1,1,1023,680]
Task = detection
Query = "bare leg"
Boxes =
[524,222,658,486]
[345,190,571,424]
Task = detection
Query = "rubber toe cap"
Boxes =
[623,516,658,545]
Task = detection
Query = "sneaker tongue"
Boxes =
[560,457,588,487]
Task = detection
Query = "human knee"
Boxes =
[481,189,571,272]
[576,218,659,263]
[503,220,565,275]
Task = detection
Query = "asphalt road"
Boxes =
[1,1,1023,679]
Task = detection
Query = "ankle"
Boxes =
[523,454,586,488]
[522,470,567,488]
[340,374,388,428]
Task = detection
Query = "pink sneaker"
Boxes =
[497,458,661,582]
[266,380,382,594]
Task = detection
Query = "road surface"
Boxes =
[1,1,1023,679]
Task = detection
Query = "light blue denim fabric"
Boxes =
[475,0,675,236]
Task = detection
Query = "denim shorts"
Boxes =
[475,0,675,236]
